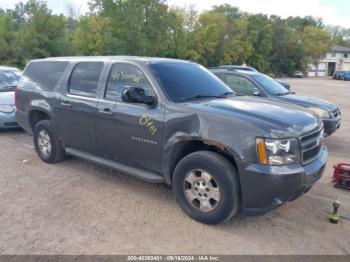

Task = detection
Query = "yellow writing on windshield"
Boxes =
[111,70,141,84]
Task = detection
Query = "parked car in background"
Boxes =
[332,71,340,79]
[340,71,350,81]
[0,65,21,74]
[211,68,341,136]
[0,66,21,129]
[293,71,304,78]
[218,65,291,90]
[16,57,326,224]
[333,71,348,80]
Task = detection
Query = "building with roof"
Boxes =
[308,45,350,77]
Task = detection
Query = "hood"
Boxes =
[186,96,321,136]
[271,94,337,111]
[0,91,15,105]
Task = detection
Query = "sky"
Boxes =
[1,0,350,28]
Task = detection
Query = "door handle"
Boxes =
[60,101,72,107]
[99,108,113,115]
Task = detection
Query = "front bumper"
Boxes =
[0,112,19,129]
[239,147,327,216]
[323,117,341,136]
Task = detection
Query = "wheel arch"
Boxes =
[167,139,241,185]
[28,109,52,132]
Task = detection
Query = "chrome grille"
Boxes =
[300,127,323,165]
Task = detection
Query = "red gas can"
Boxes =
[332,163,350,190]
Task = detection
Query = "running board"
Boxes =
[65,147,165,183]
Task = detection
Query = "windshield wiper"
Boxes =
[275,92,289,96]
[180,94,228,102]
[220,91,235,96]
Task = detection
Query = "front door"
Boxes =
[95,63,164,173]
[328,62,336,76]
[54,62,104,153]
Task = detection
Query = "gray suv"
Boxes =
[16,57,327,224]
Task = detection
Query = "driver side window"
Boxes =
[225,75,257,96]
[105,63,151,102]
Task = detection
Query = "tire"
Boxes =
[173,151,240,225]
[33,120,65,163]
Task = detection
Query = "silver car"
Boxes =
[0,66,21,129]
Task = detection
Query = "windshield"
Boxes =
[0,71,20,92]
[251,74,289,95]
[150,62,234,102]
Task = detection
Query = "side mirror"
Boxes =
[122,87,156,106]
[253,89,263,97]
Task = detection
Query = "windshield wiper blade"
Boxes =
[275,92,289,96]
[220,91,235,96]
[180,94,227,101]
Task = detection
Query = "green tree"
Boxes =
[17,0,68,62]
[0,13,17,65]
[72,15,106,55]
[246,14,273,72]
[327,26,350,47]
[302,26,332,76]
[89,0,170,56]
[268,16,304,76]
[210,5,250,66]
[192,11,227,65]
[0,0,349,74]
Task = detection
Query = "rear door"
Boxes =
[95,62,164,173]
[54,62,105,153]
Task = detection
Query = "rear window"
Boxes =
[21,62,68,91]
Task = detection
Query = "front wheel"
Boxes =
[173,151,240,225]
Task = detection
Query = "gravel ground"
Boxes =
[0,78,349,255]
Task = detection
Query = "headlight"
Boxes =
[256,138,299,165]
[0,105,15,113]
[308,107,330,118]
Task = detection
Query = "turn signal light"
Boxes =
[256,138,268,165]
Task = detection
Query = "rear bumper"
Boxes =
[16,110,32,134]
[323,117,341,136]
[239,147,327,216]
[0,112,19,129]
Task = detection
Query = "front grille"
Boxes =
[330,109,340,119]
[300,127,323,165]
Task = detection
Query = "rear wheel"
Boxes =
[34,120,65,163]
[173,151,240,225]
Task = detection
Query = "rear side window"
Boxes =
[224,75,257,96]
[68,62,103,97]
[21,62,68,91]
